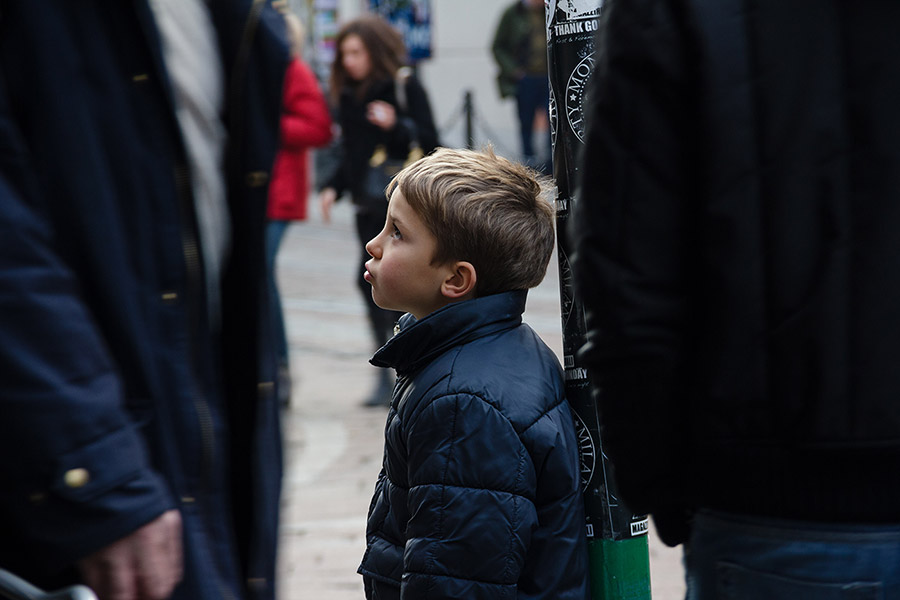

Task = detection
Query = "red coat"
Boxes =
[267,58,333,220]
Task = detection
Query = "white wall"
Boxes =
[419,1,520,157]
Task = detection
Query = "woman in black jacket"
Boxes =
[318,15,439,407]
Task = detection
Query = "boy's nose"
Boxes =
[365,236,379,258]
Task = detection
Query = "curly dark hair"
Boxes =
[329,15,407,104]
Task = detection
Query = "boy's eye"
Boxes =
[391,225,403,240]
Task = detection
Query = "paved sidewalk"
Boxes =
[274,201,687,599]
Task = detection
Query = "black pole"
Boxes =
[463,90,475,149]
[546,2,652,597]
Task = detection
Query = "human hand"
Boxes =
[365,101,396,131]
[78,510,183,600]
[319,187,338,223]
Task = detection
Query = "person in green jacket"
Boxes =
[491,0,551,173]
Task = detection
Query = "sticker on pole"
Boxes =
[546,1,601,146]
[630,516,650,537]
[573,409,596,492]
[564,52,596,143]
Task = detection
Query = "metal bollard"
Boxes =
[463,90,475,149]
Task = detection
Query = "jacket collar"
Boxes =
[371,290,528,374]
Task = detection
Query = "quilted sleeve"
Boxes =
[0,84,173,575]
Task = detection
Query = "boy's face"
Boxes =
[364,190,453,320]
[340,34,372,82]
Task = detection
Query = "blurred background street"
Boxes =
[273,199,687,599]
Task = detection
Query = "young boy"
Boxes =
[359,147,590,599]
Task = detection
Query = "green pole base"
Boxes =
[588,536,652,600]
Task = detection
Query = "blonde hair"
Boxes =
[388,147,555,297]
[283,12,305,59]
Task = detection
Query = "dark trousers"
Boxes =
[354,206,403,346]
[686,510,900,599]
[265,219,290,366]
[516,73,551,164]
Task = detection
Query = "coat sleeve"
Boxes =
[569,0,697,545]
[278,58,333,151]
[322,141,346,196]
[0,92,174,575]
[490,6,520,96]
[402,393,536,598]
[322,96,349,196]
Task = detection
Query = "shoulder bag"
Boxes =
[362,67,425,203]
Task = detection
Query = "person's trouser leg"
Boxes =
[355,207,401,406]
[516,74,550,172]
[516,77,538,160]
[686,510,900,599]
[265,219,291,405]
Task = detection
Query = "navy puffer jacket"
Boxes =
[359,291,589,600]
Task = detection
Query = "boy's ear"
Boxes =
[441,261,477,300]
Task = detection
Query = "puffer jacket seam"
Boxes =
[404,569,519,588]
[427,391,460,596]
[407,482,535,503]
[520,394,567,433]
[358,565,401,588]
[424,390,494,411]
[501,445,526,590]
[420,389,563,434]
[368,473,392,535]
[370,526,406,549]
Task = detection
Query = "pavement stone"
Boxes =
[274,200,687,599]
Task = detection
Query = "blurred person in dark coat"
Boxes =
[318,15,438,407]
[571,0,900,597]
[0,2,288,599]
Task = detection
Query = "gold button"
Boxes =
[245,171,269,187]
[132,73,149,83]
[64,468,90,488]
[161,291,179,302]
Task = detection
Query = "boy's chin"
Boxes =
[371,295,402,315]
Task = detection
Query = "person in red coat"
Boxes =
[267,11,333,405]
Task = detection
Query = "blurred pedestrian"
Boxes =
[0,2,288,600]
[267,10,333,407]
[360,147,589,599]
[571,1,900,597]
[491,0,551,173]
[318,14,439,407]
